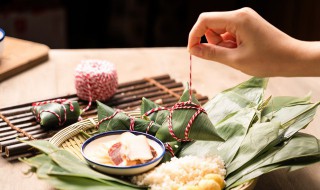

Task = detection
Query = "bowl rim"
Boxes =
[0,28,5,42]
[81,130,166,169]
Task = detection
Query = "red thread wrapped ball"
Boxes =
[75,60,118,101]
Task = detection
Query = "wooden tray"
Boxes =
[0,74,208,160]
[0,37,49,82]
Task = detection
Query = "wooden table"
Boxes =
[0,47,319,190]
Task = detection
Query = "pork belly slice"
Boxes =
[120,132,153,162]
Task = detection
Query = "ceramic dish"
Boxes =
[0,28,5,58]
[81,130,165,176]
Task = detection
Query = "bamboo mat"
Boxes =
[0,74,208,160]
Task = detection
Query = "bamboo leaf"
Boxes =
[204,77,268,125]
[179,140,221,158]
[281,103,319,139]
[140,97,169,124]
[22,140,60,154]
[226,121,281,175]
[262,103,315,125]
[45,175,141,190]
[49,149,138,187]
[261,94,311,117]
[226,103,319,184]
[179,88,200,104]
[19,154,52,168]
[228,154,320,189]
[179,108,256,165]
[37,161,65,179]
[226,133,320,188]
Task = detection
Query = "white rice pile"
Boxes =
[131,155,226,190]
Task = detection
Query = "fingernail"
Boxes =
[189,45,202,55]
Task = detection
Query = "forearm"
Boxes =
[294,41,320,77]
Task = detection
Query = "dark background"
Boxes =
[1,0,320,49]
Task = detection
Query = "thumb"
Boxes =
[189,43,233,64]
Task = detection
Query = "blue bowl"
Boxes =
[0,28,5,42]
[0,28,5,57]
[81,130,165,175]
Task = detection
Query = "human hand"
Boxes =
[188,7,319,77]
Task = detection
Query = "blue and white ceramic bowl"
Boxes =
[0,28,5,58]
[81,130,165,175]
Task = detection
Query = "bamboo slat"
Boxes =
[0,74,208,158]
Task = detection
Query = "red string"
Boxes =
[189,54,192,101]
[146,121,154,134]
[165,143,175,157]
[82,82,92,112]
[96,54,205,156]
[96,110,121,129]
[129,116,135,131]
[144,101,206,142]
[95,110,136,131]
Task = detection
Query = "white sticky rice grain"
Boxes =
[131,155,226,190]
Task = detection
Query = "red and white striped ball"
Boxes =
[75,60,118,101]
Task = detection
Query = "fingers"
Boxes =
[205,29,223,45]
[189,43,236,64]
[188,11,236,50]
[205,30,237,48]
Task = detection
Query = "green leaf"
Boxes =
[226,102,319,184]
[140,97,169,124]
[179,140,221,158]
[49,149,137,187]
[22,140,60,154]
[179,108,256,165]
[45,175,141,190]
[204,77,268,126]
[19,154,52,168]
[261,94,311,117]
[226,133,320,188]
[281,103,319,139]
[37,161,65,179]
[226,121,281,175]
[228,154,320,189]
[179,88,200,104]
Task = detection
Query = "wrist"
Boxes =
[294,40,320,76]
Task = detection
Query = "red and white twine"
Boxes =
[75,60,118,112]
[165,143,175,157]
[95,109,136,131]
[143,100,206,142]
[96,55,205,157]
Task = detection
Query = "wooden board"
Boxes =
[0,37,49,82]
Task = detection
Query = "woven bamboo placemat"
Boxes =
[0,74,208,160]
